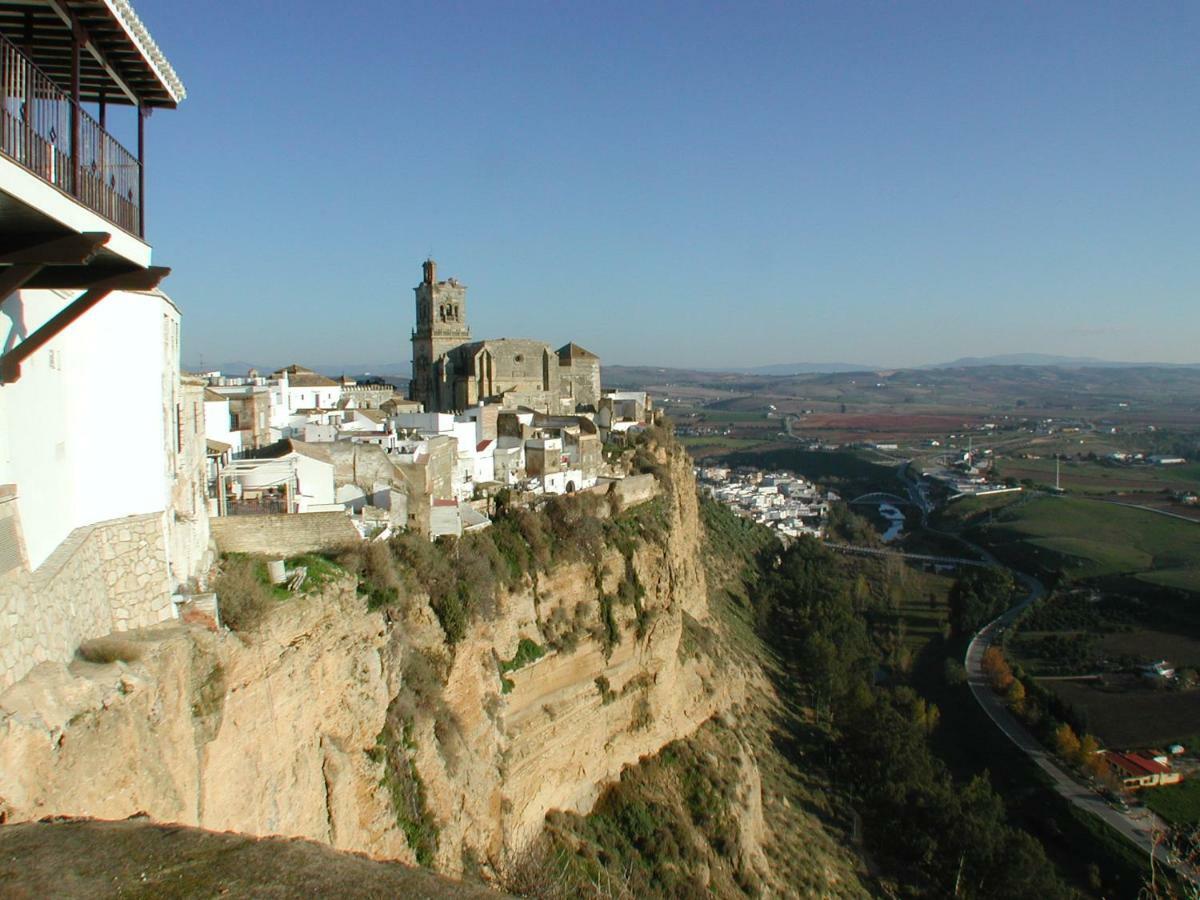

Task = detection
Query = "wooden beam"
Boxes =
[0,265,169,382]
[43,0,139,105]
[0,231,110,265]
[0,263,42,304]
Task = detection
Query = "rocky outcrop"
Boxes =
[0,439,757,880]
[0,583,407,862]
[415,444,739,871]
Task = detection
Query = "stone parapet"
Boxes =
[0,512,173,689]
[210,512,359,557]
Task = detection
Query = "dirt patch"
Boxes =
[0,817,505,899]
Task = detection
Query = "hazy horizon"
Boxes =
[184,351,1200,379]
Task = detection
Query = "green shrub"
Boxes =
[76,636,142,664]
[500,637,546,673]
[283,553,343,592]
[391,649,455,732]
[190,663,226,722]
[213,555,284,633]
[374,713,438,868]
[598,594,620,658]
[594,675,616,705]
[630,695,653,731]
[543,603,588,654]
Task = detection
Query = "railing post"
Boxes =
[70,29,80,196]
[22,14,32,177]
[97,86,106,221]
[137,99,145,237]
[0,43,7,158]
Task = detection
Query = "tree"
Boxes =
[1006,679,1027,714]
[1079,733,1107,780]
[1054,723,1082,765]
[943,658,967,687]
[949,567,1015,636]
[982,646,1014,692]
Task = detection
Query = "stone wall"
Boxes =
[0,512,173,689]
[210,512,359,557]
[326,442,402,495]
[611,473,659,510]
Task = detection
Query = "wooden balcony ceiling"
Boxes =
[0,204,147,286]
[0,0,184,107]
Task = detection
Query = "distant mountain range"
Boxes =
[926,353,1199,370]
[703,354,1200,376]
[703,362,870,375]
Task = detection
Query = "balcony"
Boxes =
[0,31,141,236]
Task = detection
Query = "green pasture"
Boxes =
[974,496,1200,590]
[994,457,1200,495]
[1142,777,1200,828]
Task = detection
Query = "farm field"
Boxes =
[1098,630,1200,671]
[970,496,1200,590]
[1143,779,1200,828]
[1041,678,1200,748]
[994,457,1200,496]
[1011,625,1200,679]
[1109,494,1200,524]
[679,435,771,455]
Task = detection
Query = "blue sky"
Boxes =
[131,1,1198,370]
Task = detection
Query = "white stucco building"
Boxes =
[0,0,198,689]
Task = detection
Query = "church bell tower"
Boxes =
[410,259,470,411]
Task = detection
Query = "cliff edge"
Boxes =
[0,431,861,893]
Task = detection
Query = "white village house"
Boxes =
[0,0,203,688]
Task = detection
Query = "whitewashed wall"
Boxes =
[0,289,177,569]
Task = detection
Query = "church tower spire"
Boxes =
[410,259,470,411]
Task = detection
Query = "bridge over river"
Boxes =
[823,542,990,568]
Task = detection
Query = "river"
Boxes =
[878,503,905,542]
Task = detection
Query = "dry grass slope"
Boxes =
[0,817,506,899]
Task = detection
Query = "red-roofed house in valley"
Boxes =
[1102,751,1183,789]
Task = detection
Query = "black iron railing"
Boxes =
[225,498,288,517]
[0,32,141,236]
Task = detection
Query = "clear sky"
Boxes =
[131,1,1198,370]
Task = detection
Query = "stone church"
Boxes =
[409,260,601,415]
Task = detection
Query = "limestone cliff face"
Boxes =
[416,443,738,871]
[0,585,407,862]
[0,441,752,877]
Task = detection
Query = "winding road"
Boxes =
[963,579,1180,870]
[889,460,1196,884]
[940,508,1197,884]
